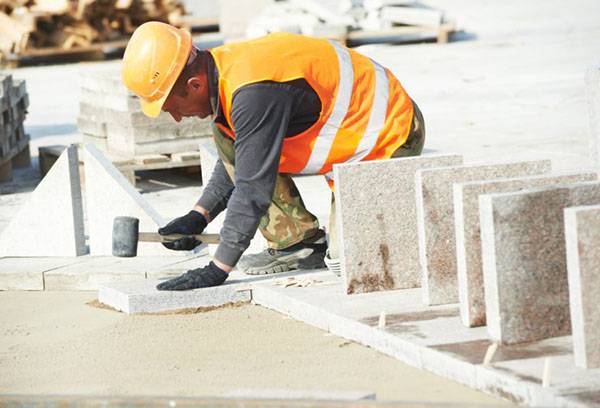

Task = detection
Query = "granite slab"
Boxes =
[480,182,600,344]
[453,171,598,327]
[416,160,551,305]
[333,154,463,295]
[565,204,600,369]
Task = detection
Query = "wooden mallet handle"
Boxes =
[138,232,220,244]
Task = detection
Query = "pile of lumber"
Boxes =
[0,0,186,62]
[241,0,456,44]
[0,74,30,182]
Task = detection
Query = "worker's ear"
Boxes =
[186,77,204,94]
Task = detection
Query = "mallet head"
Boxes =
[112,216,139,257]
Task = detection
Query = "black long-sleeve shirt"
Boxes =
[196,55,321,266]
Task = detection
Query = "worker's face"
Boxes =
[162,76,212,122]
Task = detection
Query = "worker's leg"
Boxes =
[392,99,426,158]
[326,100,426,274]
[211,125,325,273]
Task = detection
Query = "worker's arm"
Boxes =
[212,82,299,269]
[194,159,234,222]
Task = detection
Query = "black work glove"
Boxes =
[158,210,208,251]
[156,262,228,291]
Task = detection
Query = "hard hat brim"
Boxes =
[140,93,168,118]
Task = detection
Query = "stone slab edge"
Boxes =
[98,282,252,314]
[251,283,589,408]
[565,204,600,369]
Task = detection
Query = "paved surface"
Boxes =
[251,271,600,407]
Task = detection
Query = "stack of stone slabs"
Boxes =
[0,74,30,182]
[77,68,212,158]
[453,171,600,328]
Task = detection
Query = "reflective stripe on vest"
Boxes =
[301,41,354,174]
[346,60,389,164]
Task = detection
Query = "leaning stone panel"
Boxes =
[454,172,598,327]
[480,182,600,344]
[416,160,551,306]
[564,204,600,369]
[333,154,463,295]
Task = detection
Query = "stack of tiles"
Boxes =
[0,74,30,182]
[77,69,212,159]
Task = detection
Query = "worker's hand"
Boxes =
[156,262,228,291]
[158,210,208,251]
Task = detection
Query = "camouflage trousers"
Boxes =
[212,100,425,253]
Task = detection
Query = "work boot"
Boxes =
[237,232,327,275]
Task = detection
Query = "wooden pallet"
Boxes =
[2,38,129,68]
[346,21,458,46]
[0,136,31,183]
[40,145,202,187]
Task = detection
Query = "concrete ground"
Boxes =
[0,291,506,405]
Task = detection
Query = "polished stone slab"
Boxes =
[565,204,600,369]
[480,182,600,345]
[453,172,598,327]
[333,154,463,295]
[416,160,551,305]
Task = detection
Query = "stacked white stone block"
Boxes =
[0,74,30,182]
[77,68,212,158]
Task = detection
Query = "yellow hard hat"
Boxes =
[121,21,192,118]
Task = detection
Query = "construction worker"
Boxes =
[121,22,425,291]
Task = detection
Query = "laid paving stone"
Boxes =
[43,256,194,291]
[0,257,83,290]
[333,154,463,295]
[250,272,600,407]
[99,269,325,314]
[454,172,598,327]
[0,145,85,257]
[480,182,600,345]
[99,279,251,314]
[84,145,174,256]
[565,204,600,369]
[416,160,551,305]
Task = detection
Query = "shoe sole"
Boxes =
[243,248,326,275]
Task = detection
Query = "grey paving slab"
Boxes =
[416,160,551,306]
[0,145,85,257]
[43,255,195,291]
[0,257,84,290]
[586,66,600,166]
[565,204,600,369]
[333,154,463,295]
[453,171,599,328]
[222,389,376,401]
[251,273,600,407]
[480,182,600,345]
[98,268,326,314]
[99,279,251,314]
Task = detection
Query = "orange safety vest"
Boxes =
[210,32,414,188]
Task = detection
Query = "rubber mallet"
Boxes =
[111,216,220,257]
